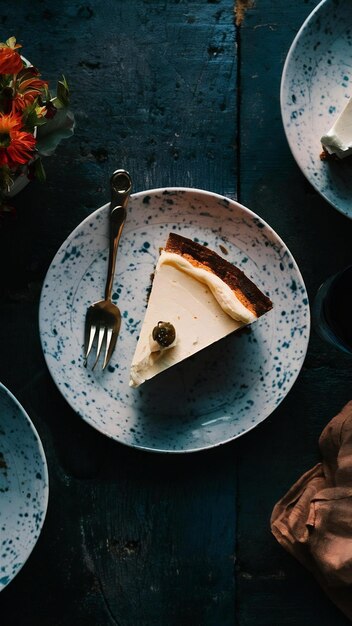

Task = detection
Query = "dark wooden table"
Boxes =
[1,1,352,624]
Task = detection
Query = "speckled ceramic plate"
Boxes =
[39,188,309,453]
[0,383,48,591]
[281,0,352,219]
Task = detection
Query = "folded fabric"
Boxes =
[271,401,352,621]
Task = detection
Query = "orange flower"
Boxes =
[12,67,48,112]
[0,111,36,168]
[13,90,38,113]
[0,44,23,75]
[0,111,22,133]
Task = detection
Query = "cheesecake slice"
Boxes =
[129,233,272,388]
[321,97,352,159]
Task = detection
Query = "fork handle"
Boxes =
[104,170,132,301]
[105,206,126,300]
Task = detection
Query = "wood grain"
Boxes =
[1,1,351,624]
[0,1,238,625]
[237,1,352,624]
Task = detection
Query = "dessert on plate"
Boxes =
[320,97,352,159]
[129,233,273,388]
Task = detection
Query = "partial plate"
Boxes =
[39,188,309,453]
[281,0,352,219]
[0,382,48,591]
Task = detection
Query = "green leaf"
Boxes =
[0,166,14,193]
[36,109,75,157]
[22,98,47,132]
[56,75,70,107]
[43,84,51,101]
[33,157,46,183]
[49,95,63,110]
[23,111,40,133]
[5,36,17,49]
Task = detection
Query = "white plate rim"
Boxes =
[39,186,311,454]
[280,0,352,219]
[0,381,49,591]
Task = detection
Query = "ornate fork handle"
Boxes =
[83,169,132,370]
[105,170,132,301]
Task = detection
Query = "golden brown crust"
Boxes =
[320,148,339,161]
[165,232,273,317]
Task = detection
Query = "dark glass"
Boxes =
[313,265,352,354]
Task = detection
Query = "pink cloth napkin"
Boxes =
[271,401,352,621]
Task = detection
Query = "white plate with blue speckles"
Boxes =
[281,0,352,219]
[0,382,48,591]
[39,188,309,453]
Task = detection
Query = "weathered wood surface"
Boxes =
[0,0,352,625]
[1,2,238,625]
[237,1,352,625]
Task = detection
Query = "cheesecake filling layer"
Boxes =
[129,250,257,387]
[157,250,257,324]
[321,97,352,159]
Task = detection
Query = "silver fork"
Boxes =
[84,169,132,370]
